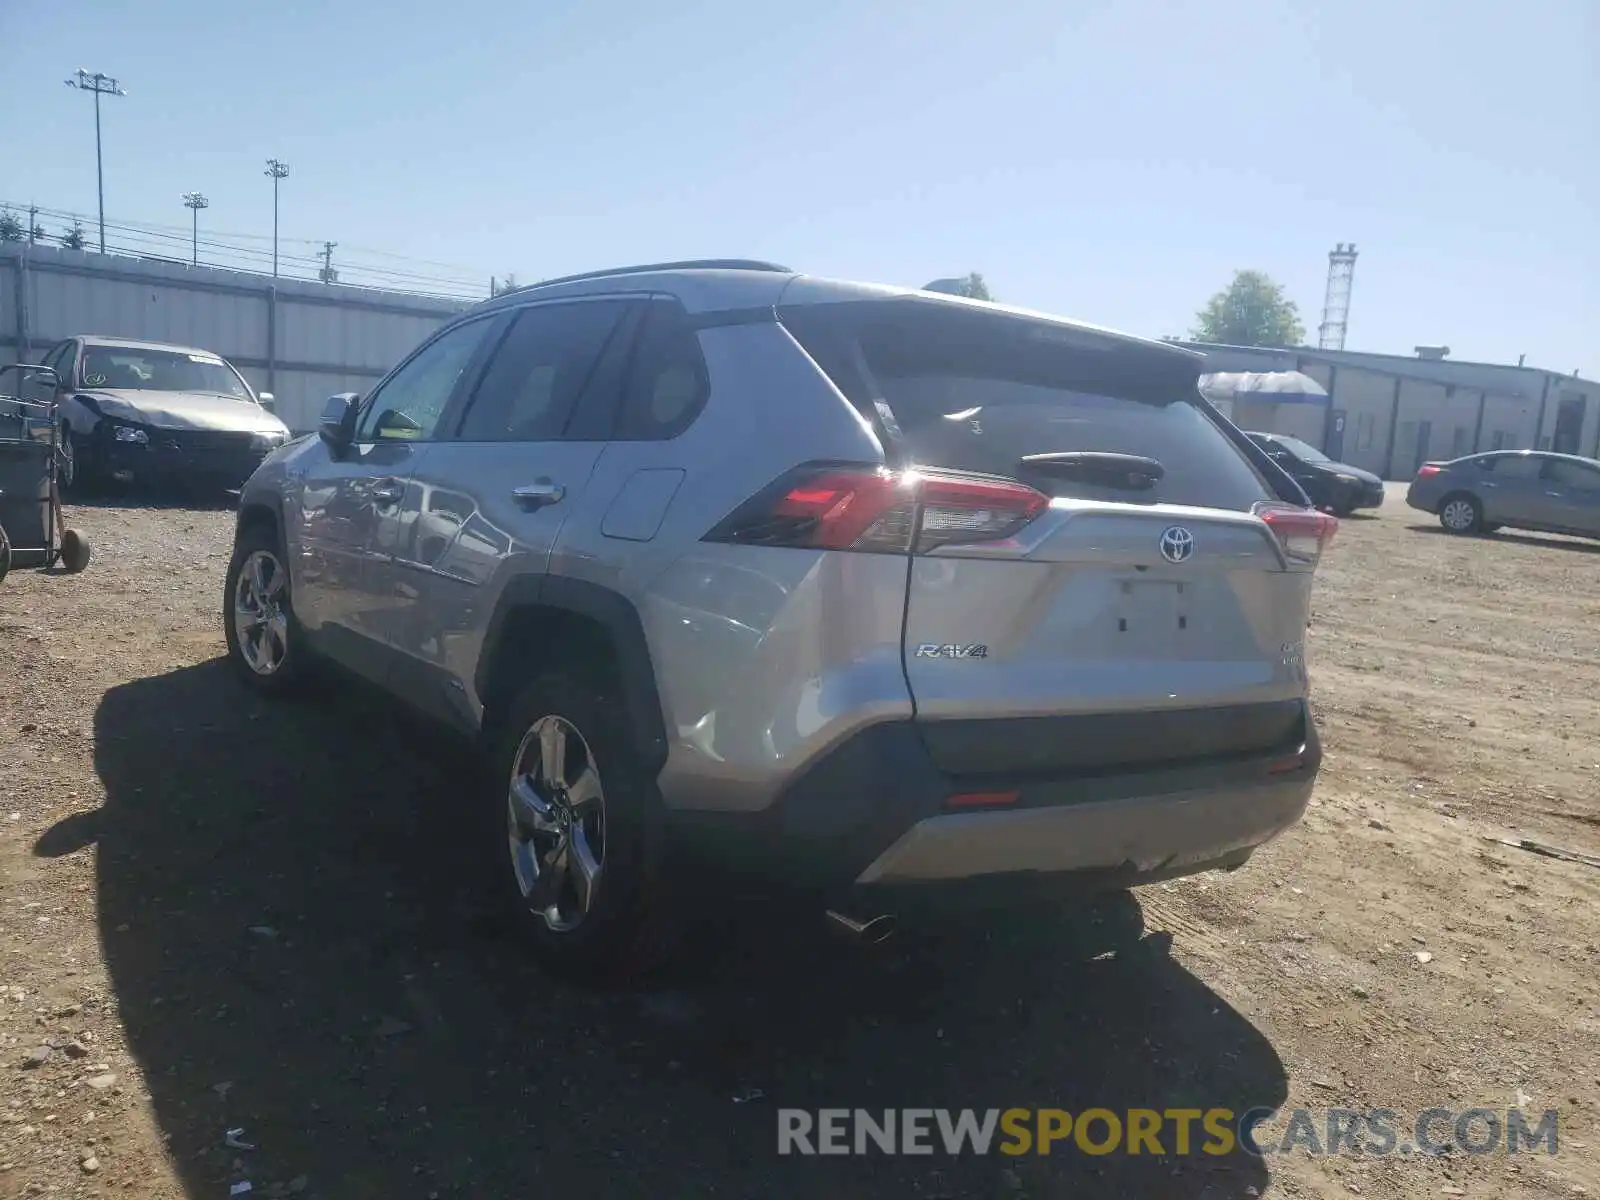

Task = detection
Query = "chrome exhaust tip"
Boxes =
[825,909,898,945]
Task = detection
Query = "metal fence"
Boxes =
[2,243,470,432]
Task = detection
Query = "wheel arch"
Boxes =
[476,577,669,775]
[235,498,283,547]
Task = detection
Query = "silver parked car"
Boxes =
[224,260,1335,975]
[1406,451,1600,538]
[36,336,290,491]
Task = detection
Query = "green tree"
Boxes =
[924,272,993,301]
[1191,270,1305,347]
[0,209,23,243]
[491,273,519,297]
[30,223,48,243]
[61,223,87,250]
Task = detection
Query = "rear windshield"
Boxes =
[779,299,1272,511]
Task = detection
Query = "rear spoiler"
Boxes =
[1193,393,1313,508]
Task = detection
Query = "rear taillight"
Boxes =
[1253,501,1338,568]
[706,463,1048,554]
[1416,463,1442,478]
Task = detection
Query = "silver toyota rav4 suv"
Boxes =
[225,260,1333,974]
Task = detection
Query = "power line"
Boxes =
[5,197,489,297]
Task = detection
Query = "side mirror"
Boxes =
[258,392,277,413]
[319,393,361,454]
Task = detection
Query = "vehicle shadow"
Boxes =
[1406,524,1600,554]
[58,660,1286,1198]
[65,483,238,513]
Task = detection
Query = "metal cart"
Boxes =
[0,363,90,585]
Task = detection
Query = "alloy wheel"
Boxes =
[1441,499,1476,532]
[507,715,607,933]
[232,549,290,675]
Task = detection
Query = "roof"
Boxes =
[475,262,1198,362]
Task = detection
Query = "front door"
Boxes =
[378,297,641,729]
[290,314,501,682]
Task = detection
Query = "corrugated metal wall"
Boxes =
[2,244,470,433]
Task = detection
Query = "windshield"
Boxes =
[80,347,253,400]
[1269,435,1331,464]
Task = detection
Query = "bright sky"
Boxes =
[2,0,1594,372]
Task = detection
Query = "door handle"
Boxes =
[1545,490,1564,497]
[512,481,565,509]
[372,480,404,505]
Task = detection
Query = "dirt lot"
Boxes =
[0,492,1596,1199]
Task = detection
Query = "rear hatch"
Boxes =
[777,296,1332,778]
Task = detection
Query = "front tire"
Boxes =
[1438,494,1482,534]
[489,670,675,979]
[222,525,307,695]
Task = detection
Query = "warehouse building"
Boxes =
[1177,341,1600,480]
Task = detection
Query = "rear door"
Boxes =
[1478,452,1548,526]
[1538,457,1600,536]
[377,296,640,728]
[781,298,1323,774]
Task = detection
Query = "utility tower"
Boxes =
[319,241,339,283]
[181,192,209,265]
[64,68,126,254]
[1318,242,1359,351]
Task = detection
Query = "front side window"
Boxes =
[1269,434,1330,464]
[79,345,250,399]
[360,318,492,441]
[1543,458,1600,490]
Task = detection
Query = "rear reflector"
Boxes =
[1252,502,1338,568]
[1416,464,1442,478]
[1266,751,1307,775]
[945,790,1020,809]
[705,463,1048,554]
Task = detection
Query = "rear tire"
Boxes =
[487,669,678,981]
[222,524,308,696]
[1438,493,1482,534]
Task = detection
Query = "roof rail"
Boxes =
[509,259,794,295]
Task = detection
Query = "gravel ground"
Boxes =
[0,491,1596,1199]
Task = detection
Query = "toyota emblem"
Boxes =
[1159,525,1195,564]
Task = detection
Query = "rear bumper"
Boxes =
[1404,483,1439,513]
[671,702,1320,907]
[856,776,1307,887]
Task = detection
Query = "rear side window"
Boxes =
[1492,454,1542,480]
[452,300,629,442]
[612,300,709,441]
[779,299,1272,511]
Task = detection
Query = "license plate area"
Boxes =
[1114,578,1189,657]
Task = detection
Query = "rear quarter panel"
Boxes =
[549,320,917,813]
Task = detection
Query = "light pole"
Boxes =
[181,192,209,265]
[264,159,289,278]
[65,69,126,254]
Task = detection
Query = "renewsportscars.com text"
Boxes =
[777,1107,1561,1158]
